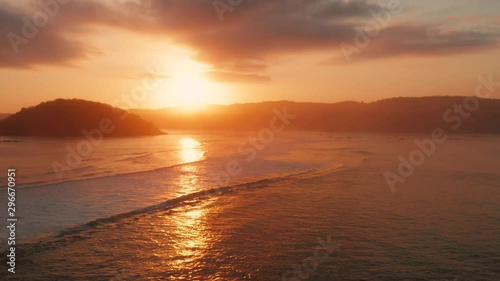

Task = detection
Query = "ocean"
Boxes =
[0,131,499,280]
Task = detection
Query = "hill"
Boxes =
[0,113,10,120]
[0,99,164,137]
[131,96,500,133]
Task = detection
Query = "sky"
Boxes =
[0,0,499,113]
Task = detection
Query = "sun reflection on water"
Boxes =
[159,137,215,275]
[167,201,215,274]
[179,138,205,163]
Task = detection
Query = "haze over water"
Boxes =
[1,0,500,280]
[1,132,499,280]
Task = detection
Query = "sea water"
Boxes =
[0,132,499,280]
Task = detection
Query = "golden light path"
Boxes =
[179,138,205,163]
[167,137,214,276]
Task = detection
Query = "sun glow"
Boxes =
[179,138,204,163]
[155,57,224,111]
[172,75,209,111]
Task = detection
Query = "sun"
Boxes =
[153,58,216,111]
[172,75,209,111]
[152,56,230,111]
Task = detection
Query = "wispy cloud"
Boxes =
[1,0,498,80]
[206,70,271,83]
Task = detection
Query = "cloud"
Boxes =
[326,23,499,64]
[309,0,381,19]
[0,0,498,80]
[0,1,99,68]
[206,70,271,83]
[146,0,498,68]
[124,72,169,80]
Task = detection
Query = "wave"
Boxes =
[13,157,209,190]
[117,152,155,162]
[5,144,363,190]
[16,165,348,253]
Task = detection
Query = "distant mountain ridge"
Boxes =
[2,97,499,136]
[132,96,500,133]
[0,99,164,137]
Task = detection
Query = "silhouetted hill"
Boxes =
[0,113,10,120]
[132,96,500,133]
[0,99,164,137]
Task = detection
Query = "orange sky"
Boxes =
[1,0,499,112]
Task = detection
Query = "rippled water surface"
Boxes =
[1,132,499,280]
